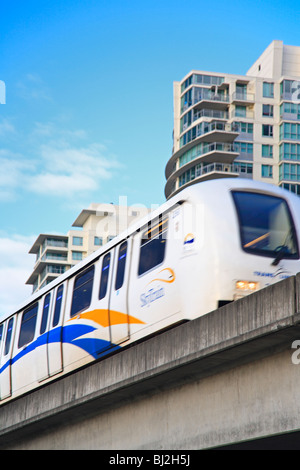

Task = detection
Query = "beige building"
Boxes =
[27,203,151,292]
[165,40,300,199]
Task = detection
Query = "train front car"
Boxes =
[181,178,300,319]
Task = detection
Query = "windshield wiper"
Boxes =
[272,245,289,266]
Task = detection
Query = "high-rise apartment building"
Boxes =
[26,203,151,292]
[165,40,300,199]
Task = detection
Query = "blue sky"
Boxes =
[1,0,300,314]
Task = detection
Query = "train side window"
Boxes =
[99,253,111,300]
[115,242,127,290]
[138,216,168,276]
[40,293,51,335]
[53,285,64,327]
[0,323,3,352]
[18,303,38,349]
[4,318,14,355]
[70,265,95,317]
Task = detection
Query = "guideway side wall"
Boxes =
[1,274,300,449]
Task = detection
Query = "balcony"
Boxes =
[180,121,239,152]
[29,234,68,259]
[165,142,239,197]
[187,162,239,183]
[39,264,68,284]
[193,108,229,122]
[165,140,239,180]
[197,142,239,164]
[165,162,239,198]
[231,91,255,105]
[196,121,239,143]
[280,112,300,122]
[192,92,229,111]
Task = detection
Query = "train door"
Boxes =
[97,249,114,351]
[47,282,66,376]
[12,301,44,395]
[0,322,4,399]
[127,212,181,340]
[109,239,131,345]
[36,292,53,382]
[0,317,15,400]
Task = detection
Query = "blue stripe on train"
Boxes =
[0,324,120,374]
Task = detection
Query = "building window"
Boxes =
[262,104,273,117]
[235,105,247,117]
[262,144,273,158]
[94,236,103,246]
[279,163,300,182]
[281,80,300,101]
[232,122,253,134]
[234,142,253,155]
[262,124,273,137]
[72,251,83,261]
[280,182,300,195]
[261,164,273,178]
[280,102,300,120]
[279,143,300,161]
[232,163,253,174]
[72,236,83,246]
[263,82,274,98]
[280,122,300,140]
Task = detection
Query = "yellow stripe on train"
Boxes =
[68,309,145,328]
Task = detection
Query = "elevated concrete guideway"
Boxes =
[1,274,300,449]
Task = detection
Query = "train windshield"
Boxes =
[232,191,299,261]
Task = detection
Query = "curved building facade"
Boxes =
[165,40,300,199]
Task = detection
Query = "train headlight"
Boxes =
[236,281,258,291]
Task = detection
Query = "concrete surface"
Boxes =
[1,274,300,449]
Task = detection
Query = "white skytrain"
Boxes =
[1,178,300,403]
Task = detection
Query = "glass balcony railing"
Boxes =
[179,142,238,167]
[42,238,68,252]
[182,91,229,112]
[180,121,237,148]
[193,92,229,106]
[41,253,68,262]
[193,108,228,122]
[232,91,255,102]
[40,265,68,283]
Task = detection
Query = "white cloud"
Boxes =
[0,118,15,136]
[27,142,119,197]
[0,122,121,201]
[16,74,52,102]
[0,235,35,318]
[32,122,87,140]
[0,151,35,200]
